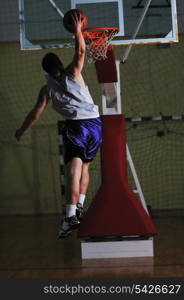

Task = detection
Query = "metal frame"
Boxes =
[113,0,178,46]
[19,0,178,51]
[102,59,148,214]
[126,144,148,214]
[71,0,124,36]
[122,0,152,63]
[18,0,72,50]
[102,60,122,115]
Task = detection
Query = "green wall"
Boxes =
[1,37,184,214]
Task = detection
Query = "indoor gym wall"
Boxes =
[0,0,184,215]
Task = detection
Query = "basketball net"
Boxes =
[82,27,119,63]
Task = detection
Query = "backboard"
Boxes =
[19,0,178,50]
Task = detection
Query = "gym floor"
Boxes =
[0,215,184,278]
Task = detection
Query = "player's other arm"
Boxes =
[66,13,86,82]
[15,85,50,141]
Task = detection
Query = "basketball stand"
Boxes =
[79,45,157,260]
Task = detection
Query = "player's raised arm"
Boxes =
[66,12,86,82]
[15,85,50,141]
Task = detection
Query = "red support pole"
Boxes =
[78,115,157,238]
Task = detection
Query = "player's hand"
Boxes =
[71,12,83,33]
[15,129,22,142]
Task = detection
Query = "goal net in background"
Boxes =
[0,0,184,216]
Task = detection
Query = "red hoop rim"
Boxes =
[82,27,119,39]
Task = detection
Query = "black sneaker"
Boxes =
[58,215,80,239]
[76,203,84,221]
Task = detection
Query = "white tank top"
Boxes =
[46,74,100,120]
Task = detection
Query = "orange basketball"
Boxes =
[63,9,88,33]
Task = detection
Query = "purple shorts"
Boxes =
[62,117,102,164]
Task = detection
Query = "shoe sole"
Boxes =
[58,230,72,239]
[58,223,80,239]
[76,212,85,221]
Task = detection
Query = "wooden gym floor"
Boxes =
[0,215,184,278]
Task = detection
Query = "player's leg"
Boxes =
[67,157,83,205]
[80,162,91,195]
[59,118,102,237]
[76,162,91,220]
[59,157,83,238]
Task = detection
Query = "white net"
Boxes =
[82,28,119,63]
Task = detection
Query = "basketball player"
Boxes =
[15,12,102,238]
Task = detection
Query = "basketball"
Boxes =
[63,9,88,33]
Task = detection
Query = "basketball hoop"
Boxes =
[82,27,119,63]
